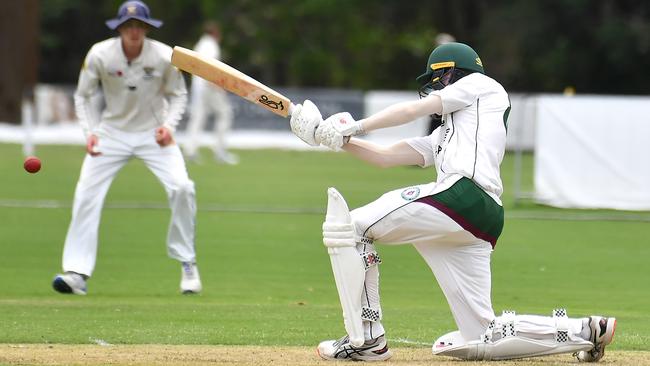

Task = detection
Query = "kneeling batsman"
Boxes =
[289,100,616,363]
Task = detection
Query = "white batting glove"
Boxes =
[289,99,322,146]
[315,112,363,150]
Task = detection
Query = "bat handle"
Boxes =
[287,102,296,117]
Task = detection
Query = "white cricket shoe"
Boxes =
[185,153,203,164]
[317,334,392,361]
[575,316,617,362]
[52,272,87,295]
[180,262,202,294]
[214,151,239,165]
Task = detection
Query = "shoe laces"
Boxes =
[182,262,196,277]
[333,335,350,348]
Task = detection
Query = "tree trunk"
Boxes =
[0,0,39,124]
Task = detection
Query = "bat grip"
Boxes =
[287,102,296,117]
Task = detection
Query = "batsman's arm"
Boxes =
[343,139,424,168]
[357,95,443,133]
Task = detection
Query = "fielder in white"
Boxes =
[183,21,237,165]
[289,42,616,362]
[52,0,201,295]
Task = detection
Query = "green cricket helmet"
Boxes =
[416,42,484,98]
[416,42,484,84]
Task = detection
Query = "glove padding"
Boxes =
[289,99,322,146]
[315,112,362,150]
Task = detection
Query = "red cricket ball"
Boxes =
[24,156,41,173]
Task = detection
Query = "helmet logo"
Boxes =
[431,61,455,71]
[127,6,137,15]
[475,57,483,67]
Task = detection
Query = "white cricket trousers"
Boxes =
[349,183,587,343]
[62,126,197,277]
[350,183,495,341]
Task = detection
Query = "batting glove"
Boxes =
[290,99,322,146]
[315,112,363,150]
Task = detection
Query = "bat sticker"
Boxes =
[258,95,284,110]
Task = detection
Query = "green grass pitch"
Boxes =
[0,143,648,350]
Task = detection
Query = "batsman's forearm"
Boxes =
[359,95,443,133]
[343,139,425,168]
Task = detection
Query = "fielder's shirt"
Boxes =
[74,37,187,136]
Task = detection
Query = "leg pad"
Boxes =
[323,188,365,347]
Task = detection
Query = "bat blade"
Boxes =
[171,46,292,117]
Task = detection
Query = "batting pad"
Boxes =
[322,187,365,347]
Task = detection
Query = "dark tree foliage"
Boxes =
[39,0,650,94]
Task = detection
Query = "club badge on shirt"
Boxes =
[143,67,155,80]
[401,187,421,201]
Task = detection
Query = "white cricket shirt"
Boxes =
[406,73,510,204]
[74,37,187,136]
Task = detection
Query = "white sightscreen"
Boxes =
[534,95,650,210]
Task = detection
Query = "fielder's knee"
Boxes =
[170,180,195,196]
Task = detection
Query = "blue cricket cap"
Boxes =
[105,1,163,30]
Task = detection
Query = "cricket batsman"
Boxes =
[288,42,616,362]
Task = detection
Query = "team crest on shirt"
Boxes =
[107,69,123,77]
[143,66,155,79]
[400,187,420,201]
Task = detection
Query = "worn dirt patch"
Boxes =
[0,345,647,366]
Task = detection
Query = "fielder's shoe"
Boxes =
[180,262,202,294]
[575,316,617,362]
[52,272,87,295]
[214,151,239,165]
[317,334,392,361]
[185,153,203,164]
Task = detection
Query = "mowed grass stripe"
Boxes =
[2,199,650,222]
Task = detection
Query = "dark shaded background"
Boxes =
[3,0,649,122]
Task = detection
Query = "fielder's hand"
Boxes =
[155,126,175,147]
[289,99,322,146]
[86,134,102,156]
[316,112,363,150]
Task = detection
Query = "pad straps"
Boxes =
[482,310,517,343]
[358,236,382,270]
[553,308,569,343]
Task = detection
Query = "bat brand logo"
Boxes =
[258,95,284,111]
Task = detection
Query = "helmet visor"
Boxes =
[418,68,454,98]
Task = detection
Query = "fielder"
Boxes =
[52,0,201,295]
[289,42,616,362]
[183,21,238,165]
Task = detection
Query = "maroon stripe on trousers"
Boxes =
[415,196,497,248]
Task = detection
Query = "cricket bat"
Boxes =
[171,46,293,117]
